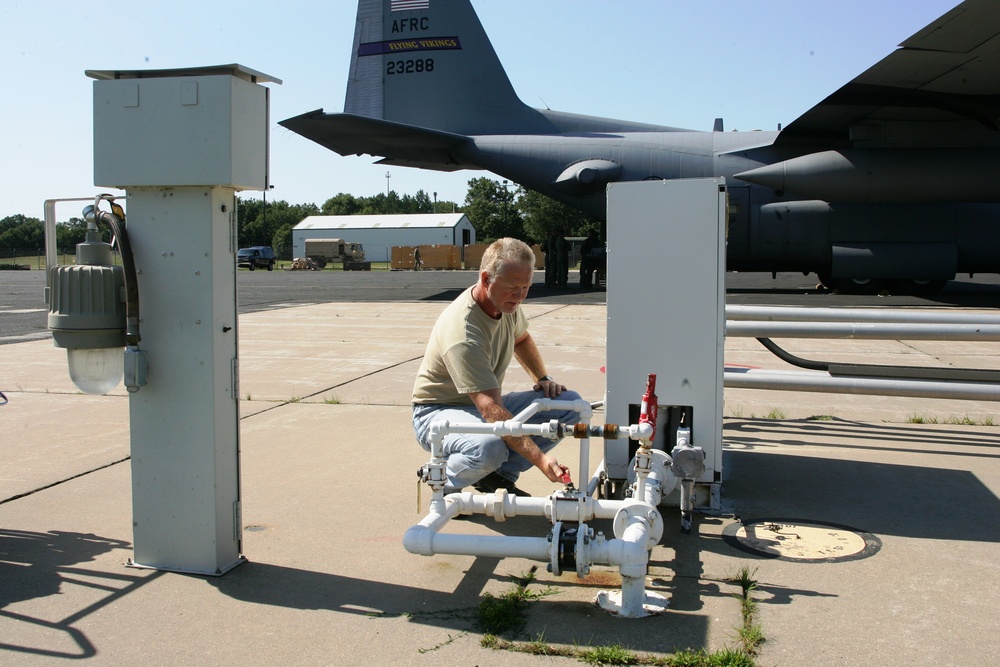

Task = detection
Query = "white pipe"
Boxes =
[411,401,663,617]
[588,513,654,617]
[725,368,1000,401]
[726,319,1000,341]
[431,419,559,442]
[454,489,636,523]
[403,497,464,556]
[577,435,590,491]
[619,517,654,616]
[587,460,606,497]
[727,304,1000,325]
[426,533,554,560]
[408,510,653,571]
[429,397,595,490]
[512,400,543,422]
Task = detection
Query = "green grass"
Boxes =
[476,567,553,636]
[475,566,762,666]
[726,565,764,658]
[907,413,997,426]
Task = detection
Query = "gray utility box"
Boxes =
[85,64,278,575]
[89,64,276,189]
[605,178,727,502]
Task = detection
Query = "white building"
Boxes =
[292,213,476,262]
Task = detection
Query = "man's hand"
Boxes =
[539,455,570,483]
[533,378,566,398]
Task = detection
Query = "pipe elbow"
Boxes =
[428,419,449,455]
[403,524,434,556]
[618,519,652,577]
[572,398,592,421]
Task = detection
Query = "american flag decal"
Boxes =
[391,0,430,11]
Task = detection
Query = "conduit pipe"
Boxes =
[722,305,1000,401]
[726,320,1000,341]
[725,368,1000,401]
[727,305,1000,326]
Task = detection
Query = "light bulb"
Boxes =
[67,347,124,395]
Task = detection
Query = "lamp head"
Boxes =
[47,229,126,395]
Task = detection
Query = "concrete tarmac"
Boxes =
[1,298,999,665]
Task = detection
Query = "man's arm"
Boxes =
[468,387,568,483]
[513,332,566,398]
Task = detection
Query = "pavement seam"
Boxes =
[0,455,130,506]
[239,355,425,419]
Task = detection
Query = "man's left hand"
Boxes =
[534,378,565,398]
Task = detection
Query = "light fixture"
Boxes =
[47,207,126,395]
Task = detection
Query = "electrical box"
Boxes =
[86,64,278,574]
[89,65,278,189]
[605,179,727,501]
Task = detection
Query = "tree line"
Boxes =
[0,177,600,258]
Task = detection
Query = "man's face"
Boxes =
[483,262,533,314]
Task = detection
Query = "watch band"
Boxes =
[538,375,554,383]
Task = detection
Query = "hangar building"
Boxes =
[291,213,476,262]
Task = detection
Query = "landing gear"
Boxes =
[891,278,947,295]
[817,273,948,295]
[816,273,881,294]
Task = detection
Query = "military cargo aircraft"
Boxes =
[281,0,1000,293]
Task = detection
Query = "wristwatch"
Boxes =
[538,375,554,383]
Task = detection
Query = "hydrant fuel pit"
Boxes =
[406,376,691,618]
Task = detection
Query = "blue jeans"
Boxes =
[412,389,583,491]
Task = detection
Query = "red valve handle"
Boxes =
[638,373,658,440]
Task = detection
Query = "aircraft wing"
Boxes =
[279,110,476,172]
[776,0,1000,148]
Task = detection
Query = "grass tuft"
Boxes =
[579,643,637,665]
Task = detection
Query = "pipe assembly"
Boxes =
[405,375,705,618]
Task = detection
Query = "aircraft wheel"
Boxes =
[891,278,947,295]
[816,274,882,294]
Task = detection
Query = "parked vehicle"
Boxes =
[237,246,277,271]
[304,238,366,269]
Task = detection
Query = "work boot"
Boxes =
[473,471,531,497]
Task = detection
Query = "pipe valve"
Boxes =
[638,374,658,443]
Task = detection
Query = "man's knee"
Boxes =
[448,435,508,472]
[479,439,510,471]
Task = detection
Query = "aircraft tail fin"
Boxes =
[345,0,538,135]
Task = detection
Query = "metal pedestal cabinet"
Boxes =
[604,178,727,505]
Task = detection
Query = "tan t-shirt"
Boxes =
[412,286,528,405]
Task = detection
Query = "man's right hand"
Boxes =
[538,456,570,483]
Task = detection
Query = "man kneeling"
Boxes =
[412,238,582,495]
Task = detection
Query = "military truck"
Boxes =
[304,238,367,269]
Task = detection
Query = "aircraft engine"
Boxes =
[735,149,1000,203]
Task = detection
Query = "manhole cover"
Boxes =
[722,519,881,562]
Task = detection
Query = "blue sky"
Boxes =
[0,0,958,220]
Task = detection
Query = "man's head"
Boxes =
[479,238,535,314]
